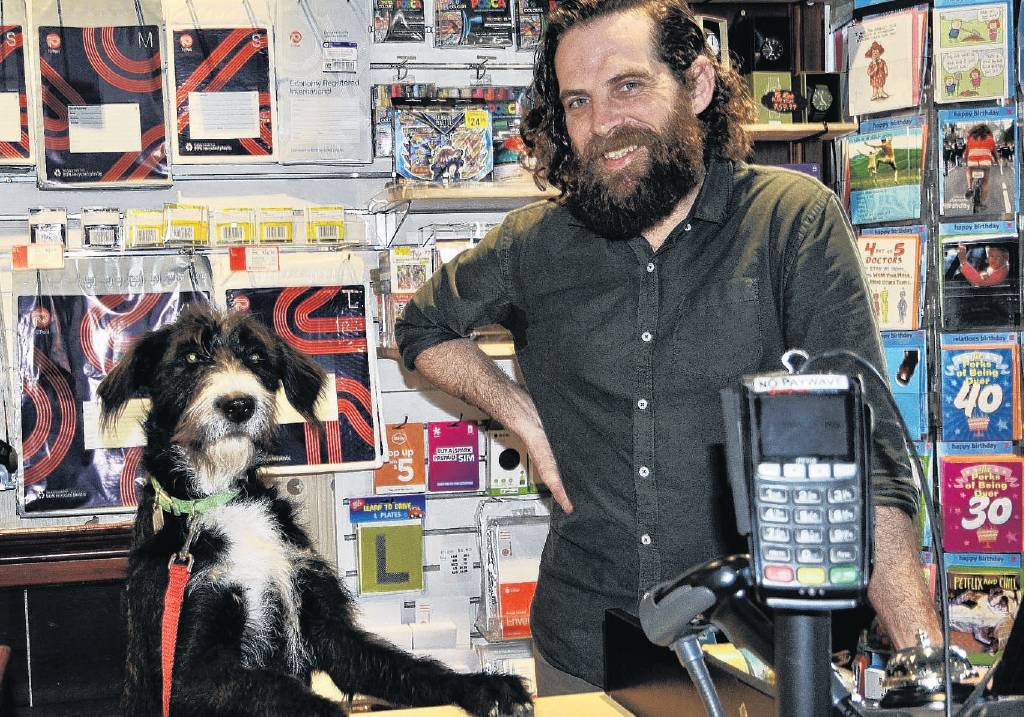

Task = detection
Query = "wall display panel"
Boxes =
[211,251,384,474]
[29,0,168,187]
[276,0,372,163]
[14,255,211,516]
[0,0,31,164]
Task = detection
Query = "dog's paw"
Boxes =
[455,673,534,717]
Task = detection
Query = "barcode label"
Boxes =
[263,225,290,242]
[170,224,195,243]
[220,225,247,242]
[86,227,117,247]
[314,224,341,241]
[133,228,161,246]
[325,60,356,73]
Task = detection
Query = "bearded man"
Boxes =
[396,0,941,694]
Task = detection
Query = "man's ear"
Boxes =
[276,337,328,429]
[688,55,716,115]
[97,327,169,429]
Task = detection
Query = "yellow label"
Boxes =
[214,222,255,244]
[464,109,489,128]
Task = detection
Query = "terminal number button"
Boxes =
[762,526,790,543]
[759,486,788,504]
[764,565,795,583]
[794,508,823,524]
[829,528,856,543]
[797,548,824,563]
[760,506,790,523]
[758,462,782,478]
[828,486,856,503]
[829,508,857,523]
[794,489,823,505]
[795,528,823,544]
[797,567,827,585]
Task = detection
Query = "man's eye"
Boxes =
[565,97,587,110]
[620,81,640,92]
[184,351,199,364]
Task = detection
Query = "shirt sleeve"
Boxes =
[394,221,518,371]
[780,190,920,519]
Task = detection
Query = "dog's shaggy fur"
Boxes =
[98,305,532,717]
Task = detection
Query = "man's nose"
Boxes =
[590,98,625,137]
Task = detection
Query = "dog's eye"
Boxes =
[248,352,262,363]
[184,351,200,364]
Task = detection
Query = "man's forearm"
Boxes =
[868,505,942,649]
[412,339,539,436]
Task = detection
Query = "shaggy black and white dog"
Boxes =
[98,305,532,717]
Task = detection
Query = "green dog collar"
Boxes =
[150,477,240,517]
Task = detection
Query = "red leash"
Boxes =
[161,550,194,717]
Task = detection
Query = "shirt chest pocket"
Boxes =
[665,278,764,385]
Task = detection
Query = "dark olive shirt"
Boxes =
[395,160,919,687]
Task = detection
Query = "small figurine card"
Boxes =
[933,0,1012,104]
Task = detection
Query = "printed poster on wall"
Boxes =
[17,278,207,514]
[0,24,30,163]
[225,285,379,472]
[940,442,1022,553]
[169,27,277,163]
[37,25,168,186]
[427,420,479,492]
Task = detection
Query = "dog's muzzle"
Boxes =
[217,395,257,424]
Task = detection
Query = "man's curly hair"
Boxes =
[521,0,754,194]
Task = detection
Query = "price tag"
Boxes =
[228,245,280,272]
[464,109,489,128]
[12,243,64,270]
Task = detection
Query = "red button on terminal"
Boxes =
[764,565,794,583]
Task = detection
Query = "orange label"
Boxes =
[499,580,537,639]
[374,423,426,494]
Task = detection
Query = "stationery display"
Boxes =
[15,255,210,515]
[434,0,513,48]
[351,494,426,594]
[33,4,168,186]
[933,0,1013,104]
[939,331,1021,442]
[373,0,426,43]
[944,552,1022,665]
[938,219,1021,330]
[937,104,1019,217]
[844,114,927,225]
[479,514,548,640]
[939,441,1022,553]
[427,420,480,492]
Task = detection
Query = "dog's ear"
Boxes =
[97,327,170,429]
[275,336,327,429]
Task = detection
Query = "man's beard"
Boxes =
[567,107,706,240]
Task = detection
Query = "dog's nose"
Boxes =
[217,396,256,423]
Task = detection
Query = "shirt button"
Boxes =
[637,399,648,410]
[639,466,650,477]
[641,331,652,342]
[684,223,692,232]
[641,534,652,546]
[646,262,655,273]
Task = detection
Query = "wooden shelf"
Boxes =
[372,180,558,215]
[0,521,133,587]
[748,122,856,142]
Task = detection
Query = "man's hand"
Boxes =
[518,402,573,514]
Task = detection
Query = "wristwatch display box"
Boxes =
[799,71,842,123]
[729,14,791,73]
